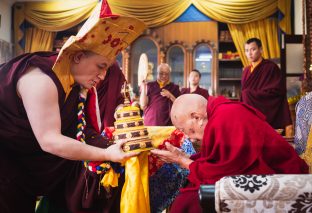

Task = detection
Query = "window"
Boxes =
[193,44,212,91]
[116,52,122,69]
[167,45,185,88]
[130,37,158,96]
[280,35,303,99]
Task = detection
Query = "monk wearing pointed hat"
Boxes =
[0,0,146,212]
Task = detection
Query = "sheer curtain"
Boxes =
[25,28,56,53]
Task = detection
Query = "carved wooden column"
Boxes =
[159,51,165,64]
[185,48,193,87]
[302,0,312,93]
[212,48,218,96]
[13,3,25,56]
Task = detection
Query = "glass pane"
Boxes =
[286,43,304,73]
[130,38,158,97]
[167,46,184,88]
[193,44,212,91]
[116,52,122,69]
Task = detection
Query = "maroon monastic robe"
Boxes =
[66,63,126,213]
[241,59,292,129]
[170,96,308,213]
[97,63,125,128]
[0,52,126,213]
[80,62,125,150]
[180,86,209,99]
[0,52,78,212]
[143,81,180,126]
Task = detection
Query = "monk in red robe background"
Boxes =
[241,37,292,130]
[140,63,181,126]
[151,94,308,213]
[181,69,209,99]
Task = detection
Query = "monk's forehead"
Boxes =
[245,42,259,48]
[158,65,170,73]
[172,112,187,127]
[172,105,188,121]
[190,71,199,76]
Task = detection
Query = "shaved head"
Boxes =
[171,94,208,141]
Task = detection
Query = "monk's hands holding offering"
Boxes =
[150,142,193,169]
[106,139,140,164]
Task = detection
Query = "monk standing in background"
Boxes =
[241,37,292,130]
[140,63,180,126]
[151,94,308,213]
[181,69,209,99]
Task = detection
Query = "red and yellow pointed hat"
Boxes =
[52,0,146,97]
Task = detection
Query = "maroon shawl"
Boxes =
[240,59,292,129]
[66,63,126,213]
[83,62,125,149]
[97,62,125,128]
[180,86,209,99]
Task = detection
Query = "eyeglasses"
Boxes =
[158,72,169,76]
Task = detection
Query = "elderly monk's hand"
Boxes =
[160,89,176,102]
[140,80,147,91]
[150,142,193,169]
[160,89,172,98]
[106,139,140,164]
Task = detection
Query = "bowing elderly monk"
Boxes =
[151,94,308,213]
[140,63,181,126]
[0,1,146,212]
[241,37,292,129]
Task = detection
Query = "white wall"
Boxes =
[0,0,53,43]
[0,0,14,43]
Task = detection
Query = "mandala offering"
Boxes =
[113,83,153,152]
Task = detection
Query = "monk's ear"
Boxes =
[260,47,263,54]
[73,52,84,64]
